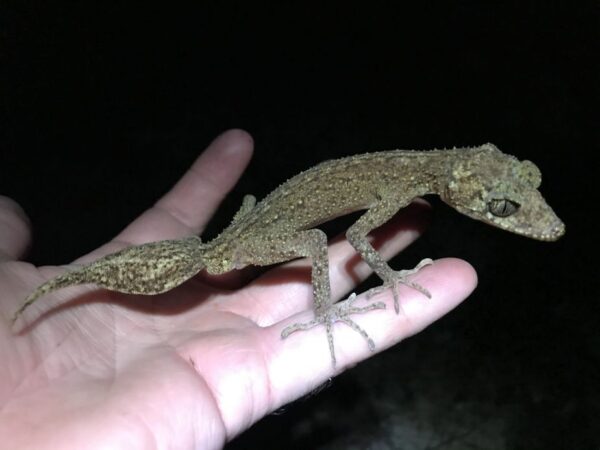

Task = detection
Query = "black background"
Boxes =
[1,2,597,449]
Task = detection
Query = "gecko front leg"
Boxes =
[346,197,433,314]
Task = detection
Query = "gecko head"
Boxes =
[440,144,565,241]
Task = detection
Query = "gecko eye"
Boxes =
[488,198,520,217]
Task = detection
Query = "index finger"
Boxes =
[116,129,254,245]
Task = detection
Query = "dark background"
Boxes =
[1,2,597,449]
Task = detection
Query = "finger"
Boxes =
[0,196,32,262]
[116,129,254,245]
[265,258,477,405]
[227,199,431,323]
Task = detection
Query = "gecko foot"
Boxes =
[366,258,434,314]
[281,293,386,368]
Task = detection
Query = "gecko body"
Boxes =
[13,144,565,366]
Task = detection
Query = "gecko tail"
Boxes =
[12,235,206,324]
[11,270,88,324]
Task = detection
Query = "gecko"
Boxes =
[12,143,565,366]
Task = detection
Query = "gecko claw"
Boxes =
[281,293,386,368]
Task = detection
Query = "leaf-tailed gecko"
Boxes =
[12,143,565,366]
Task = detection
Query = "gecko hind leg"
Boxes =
[281,293,386,367]
[366,258,434,314]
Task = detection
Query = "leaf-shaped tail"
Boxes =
[12,236,205,324]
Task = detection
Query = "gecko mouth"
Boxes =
[530,219,565,241]
[452,203,566,242]
[485,214,566,241]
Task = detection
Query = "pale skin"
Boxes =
[0,130,478,449]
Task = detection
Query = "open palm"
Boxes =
[0,130,476,449]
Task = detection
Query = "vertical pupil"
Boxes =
[490,199,518,217]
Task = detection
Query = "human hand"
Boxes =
[0,129,477,449]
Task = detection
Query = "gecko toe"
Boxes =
[364,260,433,314]
[281,293,386,367]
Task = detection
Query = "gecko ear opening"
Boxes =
[518,160,542,189]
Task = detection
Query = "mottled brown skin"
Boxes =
[13,143,565,366]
